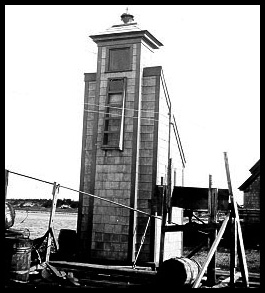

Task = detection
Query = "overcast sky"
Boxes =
[5,5,260,202]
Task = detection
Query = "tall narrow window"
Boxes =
[102,78,126,150]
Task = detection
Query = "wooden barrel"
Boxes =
[5,202,16,229]
[4,237,32,283]
[157,257,201,287]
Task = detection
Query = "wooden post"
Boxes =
[153,211,158,265]
[229,213,237,288]
[5,169,9,201]
[45,182,59,262]
[159,185,167,267]
[167,158,172,223]
[167,102,172,223]
[236,218,249,286]
[207,175,217,286]
[192,214,230,288]
[224,152,249,288]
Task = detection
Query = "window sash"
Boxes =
[102,78,126,150]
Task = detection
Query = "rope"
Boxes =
[7,170,54,185]
[84,101,169,118]
[6,169,162,221]
[60,184,162,220]
[6,169,185,225]
[132,216,151,269]
[84,108,168,124]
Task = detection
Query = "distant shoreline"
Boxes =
[14,207,78,214]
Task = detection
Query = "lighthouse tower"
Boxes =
[77,10,185,265]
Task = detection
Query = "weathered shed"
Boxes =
[238,159,260,247]
[238,160,260,223]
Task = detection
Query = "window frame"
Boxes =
[105,45,133,73]
[102,77,127,151]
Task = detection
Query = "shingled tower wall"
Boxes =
[77,11,184,265]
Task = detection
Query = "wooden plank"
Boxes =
[212,272,241,288]
[163,222,218,233]
[167,158,172,223]
[215,270,259,279]
[49,261,157,277]
[207,175,217,286]
[159,185,167,266]
[192,214,230,288]
[224,152,249,287]
[229,215,237,287]
[45,182,59,262]
[236,218,249,287]
[50,226,59,252]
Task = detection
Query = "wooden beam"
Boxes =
[50,226,59,252]
[159,186,167,266]
[224,152,249,287]
[167,158,172,223]
[212,272,241,288]
[192,213,230,288]
[49,260,157,277]
[207,175,218,286]
[45,182,59,262]
[236,218,249,287]
[162,224,184,232]
[229,215,237,288]
[162,222,218,233]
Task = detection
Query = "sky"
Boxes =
[5,5,260,203]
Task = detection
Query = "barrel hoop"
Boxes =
[186,259,194,282]
[10,248,31,254]
[9,279,29,283]
[179,258,193,284]
[10,270,29,275]
[178,257,201,285]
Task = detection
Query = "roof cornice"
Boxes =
[90,29,163,50]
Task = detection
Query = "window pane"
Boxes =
[109,48,130,71]
[109,79,124,92]
[109,93,122,104]
[102,77,126,150]
[103,133,120,147]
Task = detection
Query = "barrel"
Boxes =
[157,257,201,287]
[58,229,77,259]
[4,237,32,283]
[5,202,16,229]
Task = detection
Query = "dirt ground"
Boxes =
[183,246,260,274]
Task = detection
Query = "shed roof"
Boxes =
[238,159,260,191]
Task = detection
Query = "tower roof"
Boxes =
[90,10,163,49]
